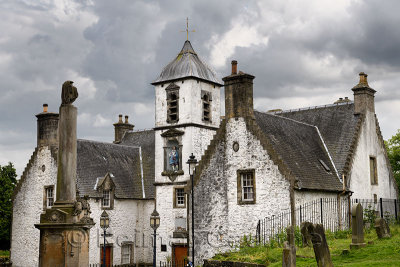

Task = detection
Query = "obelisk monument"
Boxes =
[35,81,94,267]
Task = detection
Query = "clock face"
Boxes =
[233,142,239,152]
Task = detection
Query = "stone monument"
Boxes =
[35,81,94,267]
[308,223,333,267]
[375,218,391,238]
[282,225,296,267]
[300,222,313,247]
[350,203,366,249]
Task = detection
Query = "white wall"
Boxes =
[11,146,57,267]
[349,111,398,199]
[193,118,291,265]
[89,198,155,265]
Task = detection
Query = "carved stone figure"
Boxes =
[61,80,78,105]
[169,146,179,171]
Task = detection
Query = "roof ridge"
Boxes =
[78,139,141,149]
[255,110,317,129]
[269,101,354,115]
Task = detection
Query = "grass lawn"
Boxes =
[212,224,400,266]
[0,250,10,257]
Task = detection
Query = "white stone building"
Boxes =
[11,40,398,267]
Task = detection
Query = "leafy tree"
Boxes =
[385,130,400,194]
[0,163,17,250]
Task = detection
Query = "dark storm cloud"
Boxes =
[1,0,400,174]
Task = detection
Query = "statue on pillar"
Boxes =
[35,81,94,267]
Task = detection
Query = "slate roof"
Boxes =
[120,130,155,198]
[76,139,154,199]
[274,102,361,177]
[254,111,343,191]
[152,40,222,86]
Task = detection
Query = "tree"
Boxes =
[385,130,400,195]
[0,163,17,250]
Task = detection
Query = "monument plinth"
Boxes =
[35,81,94,267]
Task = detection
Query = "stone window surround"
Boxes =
[166,84,180,123]
[43,185,55,210]
[201,90,212,122]
[121,242,134,264]
[173,187,186,208]
[237,169,256,205]
[370,156,378,185]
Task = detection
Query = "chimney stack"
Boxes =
[352,72,376,114]
[223,60,255,120]
[113,114,134,143]
[36,104,59,147]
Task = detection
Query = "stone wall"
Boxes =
[193,118,291,265]
[154,80,220,128]
[88,198,154,265]
[11,146,57,267]
[349,111,398,199]
[204,259,265,267]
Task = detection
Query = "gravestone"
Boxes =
[350,203,366,249]
[308,224,333,267]
[375,218,391,238]
[282,226,296,267]
[300,222,313,247]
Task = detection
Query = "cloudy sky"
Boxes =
[1,0,400,175]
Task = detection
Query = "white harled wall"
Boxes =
[193,118,291,265]
[11,146,58,267]
[349,111,398,199]
[154,78,221,263]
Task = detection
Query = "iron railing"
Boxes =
[256,197,399,245]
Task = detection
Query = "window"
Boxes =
[174,188,186,208]
[166,84,179,123]
[45,186,54,209]
[202,91,211,122]
[237,170,256,204]
[102,190,111,208]
[121,243,133,264]
[370,156,378,185]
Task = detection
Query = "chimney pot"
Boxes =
[118,114,123,123]
[43,104,48,113]
[125,115,129,124]
[359,72,368,85]
[231,60,238,75]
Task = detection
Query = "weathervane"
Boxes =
[181,17,195,40]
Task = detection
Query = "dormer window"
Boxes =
[97,173,115,209]
[102,190,111,208]
[202,91,212,122]
[166,83,180,123]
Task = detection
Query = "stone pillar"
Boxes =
[350,203,366,249]
[56,103,77,205]
[35,81,94,267]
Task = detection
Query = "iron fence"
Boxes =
[159,259,189,267]
[256,197,399,245]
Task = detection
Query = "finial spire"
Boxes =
[181,17,195,41]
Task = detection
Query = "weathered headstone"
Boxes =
[35,81,94,267]
[350,203,366,249]
[375,218,391,238]
[308,223,333,267]
[300,222,313,247]
[282,226,296,267]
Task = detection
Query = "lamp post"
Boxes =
[100,210,110,267]
[150,209,160,267]
[186,153,197,265]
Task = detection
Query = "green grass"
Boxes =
[0,250,10,257]
[212,224,400,266]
